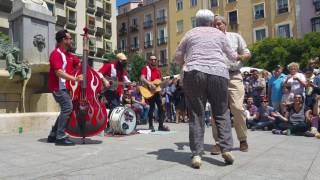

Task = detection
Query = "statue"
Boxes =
[12,0,51,16]
[33,34,46,52]
[5,47,30,80]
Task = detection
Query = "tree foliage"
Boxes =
[127,53,146,82]
[247,32,320,71]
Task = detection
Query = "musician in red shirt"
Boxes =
[141,55,170,132]
[99,53,131,109]
[47,30,83,146]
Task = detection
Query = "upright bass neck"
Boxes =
[81,27,89,89]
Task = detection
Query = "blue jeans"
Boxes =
[50,89,73,139]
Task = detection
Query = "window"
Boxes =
[177,0,183,11]
[67,9,77,24]
[254,4,264,20]
[311,17,320,32]
[228,11,238,25]
[210,0,218,8]
[87,16,95,30]
[278,24,290,37]
[132,18,138,26]
[159,49,167,65]
[70,33,77,51]
[190,0,197,7]
[158,28,167,45]
[177,20,184,33]
[314,0,320,12]
[228,0,236,3]
[255,29,266,41]
[277,0,288,14]
[158,9,166,18]
[144,32,153,48]
[46,2,55,16]
[120,39,126,51]
[132,36,139,48]
[191,17,196,28]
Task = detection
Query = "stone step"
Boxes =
[0,112,58,134]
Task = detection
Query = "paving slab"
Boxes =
[0,123,320,180]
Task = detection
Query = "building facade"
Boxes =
[117,0,319,68]
[0,0,117,58]
[117,0,169,66]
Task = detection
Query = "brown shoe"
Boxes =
[240,141,248,152]
[211,144,221,155]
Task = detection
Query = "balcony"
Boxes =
[314,0,320,12]
[104,41,112,53]
[104,11,111,20]
[96,48,105,57]
[143,20,153,29]
[157,37,167,45]
[144,41,153,49]
[157,16,167,25]
[0,0,12,13]
[88,24,96,35]
[104,29,112,39]
[117,47,127,53]
[56,0,66,5]
[130,44,140,52]
[87,0,95,14]
[56,15,66,26]
[119,28,127,36]
[66,0,76,8]
[96,7,104,17]
[278,7,288,14]
[130,25,139,32]
[96,27,105,37]
[66,17,77,30]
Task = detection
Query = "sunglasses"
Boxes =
[262,101,268,103]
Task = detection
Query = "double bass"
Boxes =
[66,28,108,139]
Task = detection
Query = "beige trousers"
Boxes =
[212,73,247,142]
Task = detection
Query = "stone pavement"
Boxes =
[0,123,320,180]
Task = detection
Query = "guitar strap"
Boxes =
[146,65,151,81]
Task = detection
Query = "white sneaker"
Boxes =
[191,155,202,169]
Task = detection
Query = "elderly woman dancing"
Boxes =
[175,9,244,169]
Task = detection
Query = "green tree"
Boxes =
[248,32,320,71]
[169,62,181,75]
[0,32,9,43]
[102,52,117,60]
[127,53,146,82]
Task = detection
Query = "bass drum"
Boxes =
[109,106,136,135]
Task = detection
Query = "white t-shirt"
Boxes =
[285,73,306,94]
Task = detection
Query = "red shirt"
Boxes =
[141,65,162,81]
[48,47,67,92]
[65,51,80,74]
[98,62,128,97]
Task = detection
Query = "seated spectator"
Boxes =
[281,85,294,114]
[244,96,258,128]
[131,86,150,124]
[249,96,277,131]
[273,93,309,135]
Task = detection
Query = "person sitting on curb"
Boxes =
[249,96,277,131]
[272,93,309,135]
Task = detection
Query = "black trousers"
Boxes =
[147,93,164,128]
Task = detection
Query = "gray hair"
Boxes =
[195,9,214,27]
[214,15,227,25]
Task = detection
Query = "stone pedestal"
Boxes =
[30,93,59,112]
[8,1,56,70]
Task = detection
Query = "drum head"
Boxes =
[110,106,136,135]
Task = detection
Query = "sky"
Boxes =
[116,0,129,6]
